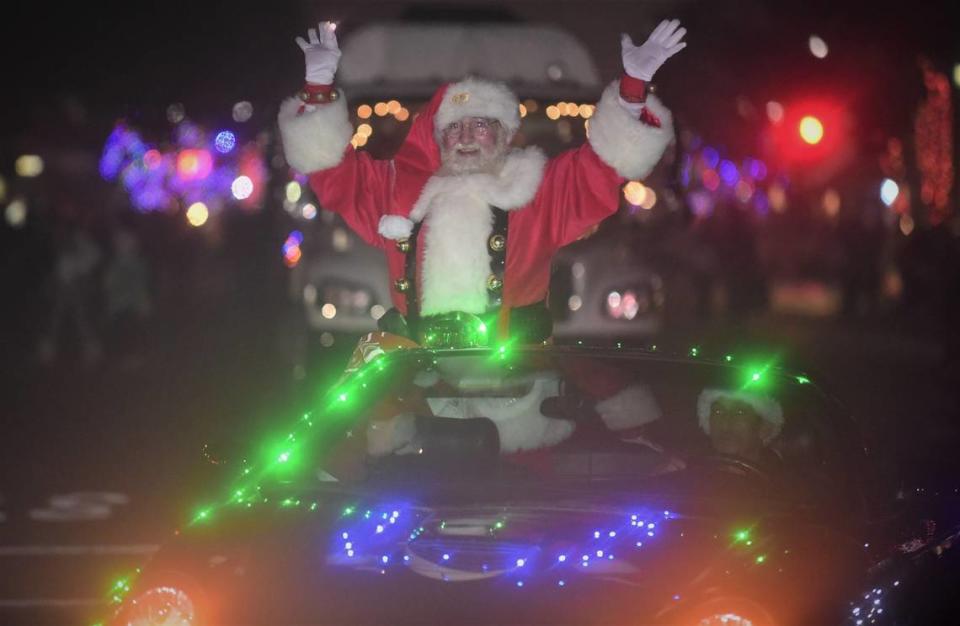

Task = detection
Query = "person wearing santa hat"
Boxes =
[696,388,785,466]
[278,19,686,345]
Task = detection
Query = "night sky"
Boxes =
[1,0,956,161]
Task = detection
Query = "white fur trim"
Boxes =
[595,384,662,431]
[277,92,353,173]
[411,147,546,316]
[435,77,521,138]
[588,81,674,180]
[425,375,574,453]
[696,388,784,442]
[378,215,414,241]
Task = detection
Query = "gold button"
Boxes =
[452,92,470,105]
[396,238,411,253]
[394,278,410,292]
[488,234,505,252]
[487,275,503,292]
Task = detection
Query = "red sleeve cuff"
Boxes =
[619,74,647,103]
[303,82,334,95]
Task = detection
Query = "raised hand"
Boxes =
[295,21,341,85]
[621,19,687,81]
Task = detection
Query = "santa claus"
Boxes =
[278,19,686,345]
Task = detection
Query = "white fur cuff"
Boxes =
[277,92,353,174]
[378,215,414,240]
[588,81,674,180]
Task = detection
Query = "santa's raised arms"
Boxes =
[278,20,686,346]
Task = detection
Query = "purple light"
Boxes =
[753,192,770,216]
[719,160,739,186]
[702,147,720,169]
[746,158,767,180]
[215,130,237,154]
[688,191,714,218]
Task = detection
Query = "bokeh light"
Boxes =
[880,179,899,206]
[5,198,27,228]
[232,101,254,123]
[623,181,648,206]
[214,130,237,154]
[822,188,841,217]
[167,103,186,124]
[15,155,44,177]
[808,35,828,59]
[766,101,784,124]
[186,202,209,227]
[799,116,824,144]
[176,149,213,180]
[285,181,302,203]
[231,175,254,200]
[302,203,317,220]
[357,105,372,119]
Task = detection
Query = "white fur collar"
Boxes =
[410,146,546,222]
[412,146,545,316]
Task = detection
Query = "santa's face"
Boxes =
[439,117,507,175]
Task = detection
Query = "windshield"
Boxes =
[315,350,855,497]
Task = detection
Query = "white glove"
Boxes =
[295,21,341,85]
[621,19,687,81]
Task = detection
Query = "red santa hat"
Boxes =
[432,77,522,139]
[696,388,784,442]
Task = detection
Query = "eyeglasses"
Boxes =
[442,118,499,136]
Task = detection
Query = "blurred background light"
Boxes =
[231,175,254,200]
[799,115,824,144]
[5,198,27,228]
[166,103,185,124]
[186,202,209,227]
[232,101,254,123]
[808,35,829,59]
[822,188,841,217]
[285,181,302,203]
[301,203,317,220]
[623,181,648,206]
[176,149,213,180]
[766,101,784,124]
[15,155,44,177]
[214,130,236,154]
[880,179,900,206]
[640,188,657,210]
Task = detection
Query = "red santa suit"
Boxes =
[277,75,673,340]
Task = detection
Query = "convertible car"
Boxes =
[106,343,960,625]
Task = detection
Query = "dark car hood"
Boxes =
[152,487,866,625]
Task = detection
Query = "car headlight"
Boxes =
[119,586,195,626]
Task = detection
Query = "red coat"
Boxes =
[279,79,673,317]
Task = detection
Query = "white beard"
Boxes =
[408,147,547,316]
[439,139,508,176]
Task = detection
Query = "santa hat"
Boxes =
[697,388,784,442]
[433,77,521,140]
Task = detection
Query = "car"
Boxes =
[103,342,960,625]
